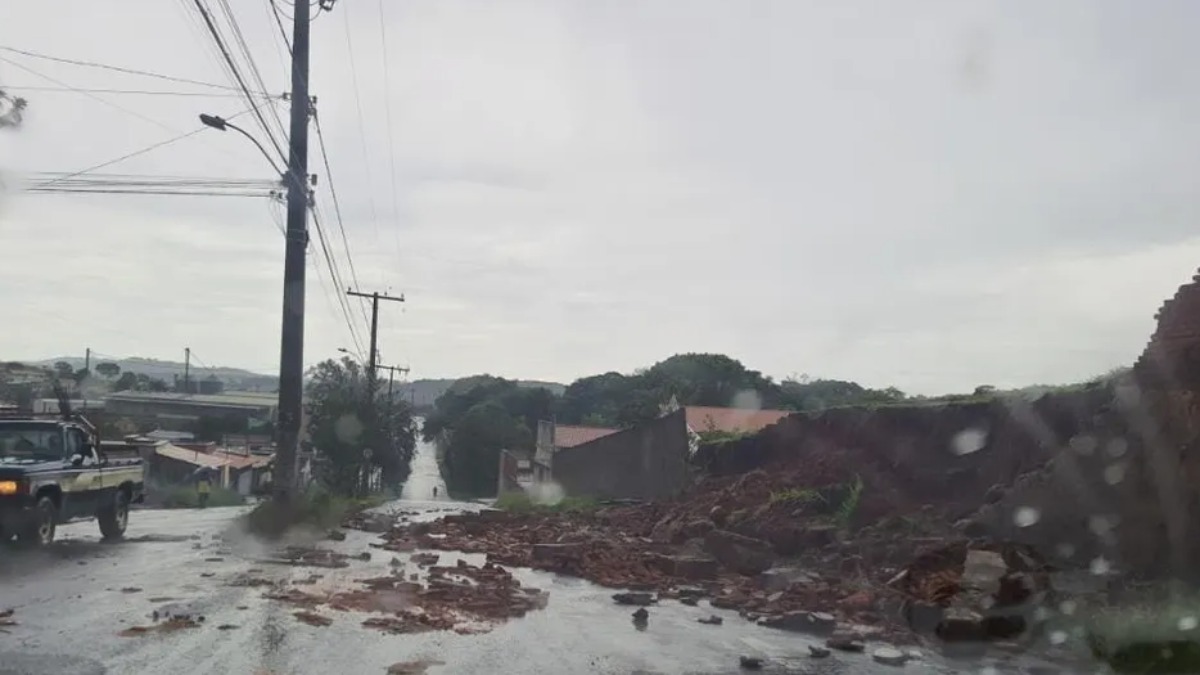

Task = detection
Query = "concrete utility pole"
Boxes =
[345,290,405,386]
[274,0,314,503]
[84,347,90,373]
[183,347,191,394]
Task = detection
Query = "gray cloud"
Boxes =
[1,0,1198,394]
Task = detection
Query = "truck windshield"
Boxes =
[0,425,64,461]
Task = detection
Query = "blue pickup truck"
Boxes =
[0,415,145,546]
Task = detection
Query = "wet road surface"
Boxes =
[0,440,1061,674]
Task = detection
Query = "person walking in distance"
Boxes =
[432,486,438,499]
[197,472,212,508]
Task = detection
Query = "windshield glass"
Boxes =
[0,424,63,461]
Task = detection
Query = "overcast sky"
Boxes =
[1,0,1198,395]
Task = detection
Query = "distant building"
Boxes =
[104,391,277,431]
[32,398,105,415]
[150,442,273,496]
[679,405,792,454]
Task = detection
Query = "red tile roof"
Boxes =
[554,424,619,448]
[155,443,271,470]
[683,406,791,435]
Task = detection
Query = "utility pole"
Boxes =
[84,347,91,373]
[345,290,405,385]
[377,365,410,402]
[183,347,191,394]
[274,0,315,503]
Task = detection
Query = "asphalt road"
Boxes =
[0,441,1058,675]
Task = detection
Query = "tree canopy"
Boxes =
[305,357,416,495]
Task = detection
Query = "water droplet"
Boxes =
[1179,616,1198,631]
[1060,600,1077,615]
[1106,438,1128,458]
[1089,515,1113,536]
[1090,557,1112,575]
[1033,607,1051,622]
[979,667,1000,675]
[1013,506,1040,527]
[1070,435,1097,455]
[1104,463,1126,485]
[1049,630,1068,645]
[1056,543,1076,559]
[952,428,988,455]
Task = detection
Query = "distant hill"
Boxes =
[34,356,278,392]
[394,378,566,410]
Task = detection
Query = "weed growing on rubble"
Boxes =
[242,487,387,538]
[495,492,598,514]
[836,475,864,527]
[769,487,825,506]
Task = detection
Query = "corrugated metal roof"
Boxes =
[155,443,272,470]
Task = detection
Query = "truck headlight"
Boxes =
[0,480,22,495]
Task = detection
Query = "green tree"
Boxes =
[53,361,74,377]
[113,372,137,392]
[305,358,416,495]
[442,401,531,497]
[95,362,121,379]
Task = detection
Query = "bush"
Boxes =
[154,484,245,509]
[241,487,387,538]
[494,492,597,514]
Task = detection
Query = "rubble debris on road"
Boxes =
[120,587,142,593]
[632,607,649,628]
[386,660,445,675]
[258,546,351,569]
[119,611,202,637]
[612,591,656,606]
[326,529,347,541]
[259,558,549,636]
[0,608,16,629]
[410,552,439,566]
[808,645,831,658]
[697,615,723,625]
[872,646,908,666]
[738,655,763,670]
[217,624,238,630]
[293,611,333,627]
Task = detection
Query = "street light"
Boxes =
[198,113,284,176]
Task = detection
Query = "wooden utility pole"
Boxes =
[345,290,405,385]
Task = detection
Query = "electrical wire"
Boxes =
[310,204,369,358]
[341,1,385,285]
[312,110,364,302]
[0,44,244,92]
[216,0,289,149]
[28,108,257,189]
[1,85,275,98]
[269,0,294,55]
[0,55,179,135]
[376,0,406,269]
[189,0,288,166]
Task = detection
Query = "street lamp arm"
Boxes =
[198,113,285,177]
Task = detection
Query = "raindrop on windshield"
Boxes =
[1049,630,1068,645]
[1179,616,1198,631]
[952,428,988,455]
[1104,463,1126,485]
[1013,506,1040,527]
[1106,438,1128,458]
[1060,599,1078,615]
[1090,557,1112,575]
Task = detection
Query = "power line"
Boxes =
[341,1,384,284]
[270,0,294,55]
[215,0,289,148]
[312,109,364,298]
[1,85,274,98]
[310,204,369,357]
[190,0,288,165]
[28,108,256,189]
[376,0,406,263]
[0,44,244,92]
[0,55,179,135]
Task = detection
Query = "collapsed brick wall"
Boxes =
[691,268,1200,579]
[553,408,689,500]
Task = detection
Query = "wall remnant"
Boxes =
[553,408,689,500]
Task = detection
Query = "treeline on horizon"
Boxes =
[424,352,1093,498]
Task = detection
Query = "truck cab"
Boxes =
[0,416,145,545]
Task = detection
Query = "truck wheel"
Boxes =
[98,489,130,541]
[18,496,57,547]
